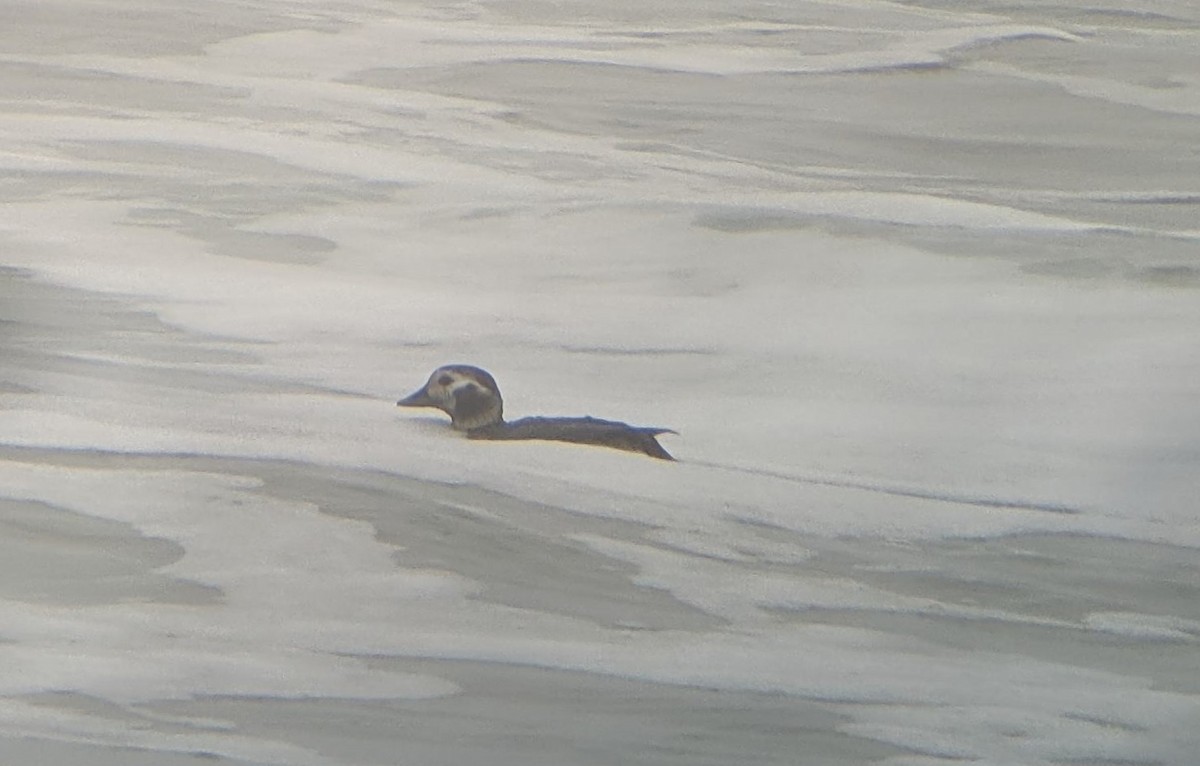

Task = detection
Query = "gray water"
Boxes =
[2,1,1200,764]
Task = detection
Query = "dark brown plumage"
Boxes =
[397,365,675,460]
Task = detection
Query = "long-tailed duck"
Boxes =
[397,364,675,460]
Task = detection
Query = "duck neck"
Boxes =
[451,408,504,432]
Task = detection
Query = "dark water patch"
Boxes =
[828,223,1200,286]
[1025,257,1120,279]
[458,205,524,220]
[0,60,248,110]
[0,267,375,398]
[831,60,949,75]
[561,345,717,357]
[155,658,909,766]
[0,445,722,633]
[694,209,817,233]
[0,0,339,57]
[1133,265,1200,287]
[1076,7,1199,28]
[126,207,337,265]
[780,605,1199,696]
[0,497,219,607]
[850,533,1196,620]
[354,47,1200,237]
[698,459,1082,515]
[617,141,682,153]
[0,169,132,204]
[0,738,238,766]
[756,531,1200,693]
[204,229,336,265]
[899,2,1197,31]
[48,140,402,221]
[1111,194,1200,205]
[1062,712,1148,733]
[249,463,727,632]
[9,692,258,764]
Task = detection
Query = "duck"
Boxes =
[396,364,676,460]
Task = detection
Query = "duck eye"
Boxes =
[437,375,453,387]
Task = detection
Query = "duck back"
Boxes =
[469,416,675,460]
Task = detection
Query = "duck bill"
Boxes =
[396,388,436,408]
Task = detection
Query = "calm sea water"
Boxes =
[2,1,1198,764]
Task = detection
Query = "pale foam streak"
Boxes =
[2,0,1199,763]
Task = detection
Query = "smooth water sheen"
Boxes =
[1,1,1198,764]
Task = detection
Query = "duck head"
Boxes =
[396,364,504,431]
